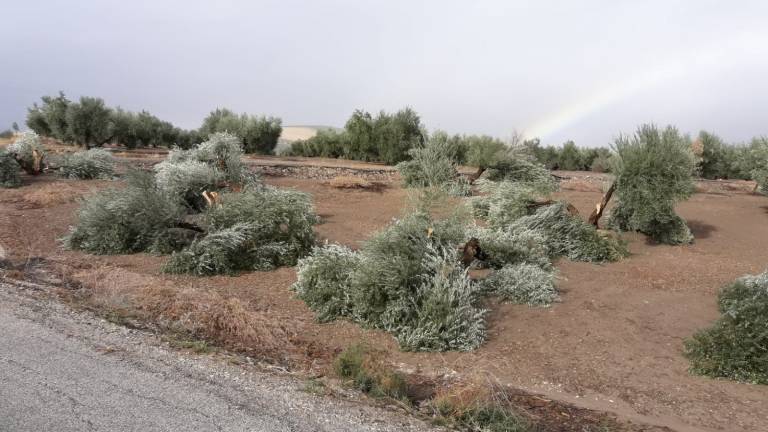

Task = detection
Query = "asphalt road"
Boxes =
[0,279,438,432]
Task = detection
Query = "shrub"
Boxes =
[154,132,247,209]
[557,141,583,170]
[164,186,319,275]
[748,137,768,194]
[154,159,222,210]
[58,148,115,179]
[608,124,695,245]
[465,135,508,170]
[293,244,362,322]
[0,149,21,188]
[396,136,469,195]
[333,344,408,400]
[0,129,12,139]
[685,271,768,384]
[63,171,185,254]
[199,108,282,154]
[471,181,546,229]
[589,148,613,173]
[512,201,628,262]
[466,226,550,269]
[481,263,558,306]
[295,212,487,351]
[483,153,556,189]
[285,129,349,158]
[7,131,45,174]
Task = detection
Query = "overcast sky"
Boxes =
[2,0,767,146]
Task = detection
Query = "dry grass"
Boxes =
[324,175,387,191]
[69,266,304,364]
[23,182,84,207]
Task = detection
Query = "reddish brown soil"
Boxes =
[1,164,767,432]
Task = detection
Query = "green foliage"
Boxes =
[558,141,583,170]
[164,186,318,275]
[483,152,556,188]
[472,180,551,229]
[58,148,115,179]
[685,271,768,384]
[608,124,695,245]
[285,108,423,164]
[0,129,12,139]
[199,108,282,154]
[748,137,768,194]
[465,135,508,169]
[7,131,45,174]
[112,109,183,149]
[589,148,613,173]
[26,92,71,141]
[26,92,192,149]
[154,133,246,209]
[396,135,469,195]
[285,129,349,158]
[293,244,362,322]
[154,159,222,210]
[62,171,185,254]
[512,202,628,262]
[0,149,21,188]
[294,212,487,351]
[65,96,113,148]
[466,225,550,269]
[481,263,558,306]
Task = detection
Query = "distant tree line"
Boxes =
[25,92,282,154]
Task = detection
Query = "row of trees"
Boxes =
[25,92,282,153]
[527,132,768,180]
[285,108,423,164]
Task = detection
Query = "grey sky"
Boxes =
[2,0,767,146]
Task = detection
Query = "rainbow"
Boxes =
[523,29,765,142]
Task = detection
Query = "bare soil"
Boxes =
[1,160,766,432]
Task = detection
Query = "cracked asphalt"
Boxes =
[0,280,440,432]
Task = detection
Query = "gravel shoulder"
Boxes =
[0,279,440,432]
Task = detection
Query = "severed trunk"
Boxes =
[468,166,486,184]
[587,181,616,227]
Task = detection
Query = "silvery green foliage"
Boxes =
[7,131,45,173]
[163,223,259,275]
[293,244,362,322]
[294,212,487,351]
[193,132,245,182]
[58,148,115,179]
[511,202,627,262]
[471,180,540,229]
[466,225,550,269]
[154,159,222,209]
[394,245,487,351]
[481,263,558,307]
[749,137,768,195]
[396,136,469,196]
[164,186,319,275]
[483,151,557,189]
[63,171,185,254]
[607,124,695,245]
[685,270,768,384]
[153,133,248,209]
[0,149,21,188]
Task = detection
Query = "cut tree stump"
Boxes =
[587,181,616,227]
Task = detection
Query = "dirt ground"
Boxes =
[1,161,766,432]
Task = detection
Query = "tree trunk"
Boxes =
[468,166,486,184]
[587,181,616,227]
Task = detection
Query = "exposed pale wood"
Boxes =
[587,181,616,227]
